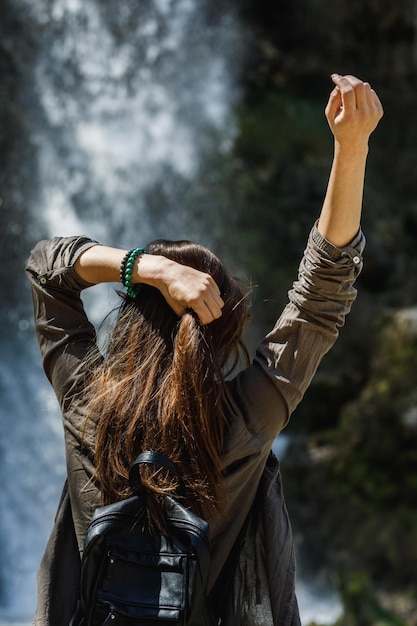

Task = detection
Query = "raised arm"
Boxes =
[318,74,383,247]
[74,245,224,325]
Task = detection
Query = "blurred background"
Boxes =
[1,0,417,624]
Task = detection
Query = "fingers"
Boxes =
[369,86,384,117]
[325,86,343,121]
[165,268,224,325]
[326,73,383,140]
[331,74,358,110]
[187,277,224,325]
[193,300,222,326]
[330,73,383,113]
[147,255,225,324]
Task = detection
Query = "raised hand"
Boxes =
[325,74,383,148]
[318,73,383,247]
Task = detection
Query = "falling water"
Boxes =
[0,1,341,623]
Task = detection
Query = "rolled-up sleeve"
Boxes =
[26,236,100,409]
[26,236,103,552]
[227,224,365,452]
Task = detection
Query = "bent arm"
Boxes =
[26,236,102,401]
[74,244,224,324]
[318,74,383,247]
[26,235,224,399]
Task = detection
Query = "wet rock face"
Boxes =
[0,2,43,326]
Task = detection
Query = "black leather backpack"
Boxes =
[70,451,212,626]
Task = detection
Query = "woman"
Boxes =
[26,74,382,625]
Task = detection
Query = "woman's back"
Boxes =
[87,239,251,527]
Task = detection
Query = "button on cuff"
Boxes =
[341,250,363,266]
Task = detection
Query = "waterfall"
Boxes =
[1,1,242,621]
[0,1,340,623]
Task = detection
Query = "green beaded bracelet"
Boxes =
[120,249,134,284]
[121,247,145,299]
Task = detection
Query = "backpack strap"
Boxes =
[129,451,186,497]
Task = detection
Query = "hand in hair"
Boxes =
[153,257,225,324]
[75,245,224,325]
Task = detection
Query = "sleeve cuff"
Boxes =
[310,221,366,261]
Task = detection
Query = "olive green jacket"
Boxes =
[26,224,365,625]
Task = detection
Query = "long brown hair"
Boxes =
[86,240,250,527]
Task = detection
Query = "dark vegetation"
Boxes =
[225,2,417,623]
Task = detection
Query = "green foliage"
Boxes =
[283,312,417,595]
[329,314,417,585]
[206,89,332,330]
[236,91,328,165]
[334,572,407,626]
[235,0,417,313]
